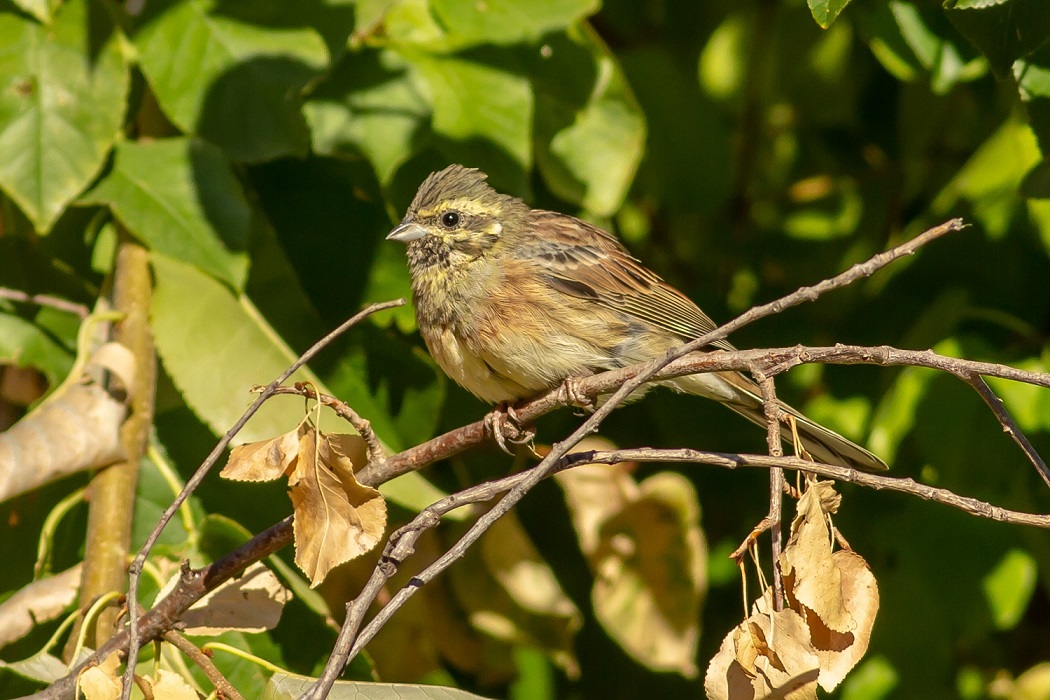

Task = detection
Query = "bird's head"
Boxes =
[387,165,526,268]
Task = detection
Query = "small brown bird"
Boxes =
[388,164,886,472]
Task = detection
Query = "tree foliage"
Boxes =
[1,0,1049,698]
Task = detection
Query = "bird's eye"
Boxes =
[440,211,460,229]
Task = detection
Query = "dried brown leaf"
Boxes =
[588,471,707,677]
[808,551,879,691]
[148,669,200,700]
[781,483,852,633]
[0,342,135,501]
[555,438,636,555]
[706,602,820,700]
[221,420,307,482]
[77,651,122,700]
[459,511,582,677]
[170,562,292,635]
[0,564,81,647]
[292,430,386,587]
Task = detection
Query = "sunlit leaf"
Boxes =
[808,0,852,29]
[981,548,1037,630]
[305,49,431,185]
[533,25,645,216]
[431,0,597,48]
[133,0,330,162]
[409,52,533,179]
[0,0,127,232]
[81,138,250,290]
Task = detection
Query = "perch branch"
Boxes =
[302,218,968,697]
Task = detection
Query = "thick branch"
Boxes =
[73,237,155,652]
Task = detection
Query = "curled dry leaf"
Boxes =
[145,669,200,700]
[153,562,291,635]
[707,481,879,697]
[779,480,879,691]
[0,563,81,648]
[220,421,387,587]
[557,444,707,678]
[781,482,852,633]
[0,342,135,502]
[705,600,820,700]
[804,550,878,691]
[221,419,308,482]
[291,429,386,586]
[77,651,122,700]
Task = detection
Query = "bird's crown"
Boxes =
[407,164,520,221]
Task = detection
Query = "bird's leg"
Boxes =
[558,376,595,414]
[484,402,535,455]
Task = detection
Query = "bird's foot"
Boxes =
[485,402,535,455]
[558,377,595,414]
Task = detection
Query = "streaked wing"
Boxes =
[516,209,735,351]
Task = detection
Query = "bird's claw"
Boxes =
[485,402,535,455]
[559,377,595,414]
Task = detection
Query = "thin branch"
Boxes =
[580,448,1050,528]
[162,630,245,700]
[266,385,387,469]
[754,370,784,610]
[964,375,1050,489]
[363,341,1050,485]
[119,300,404,700]
[0,287,90,319]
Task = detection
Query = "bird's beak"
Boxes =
[386,222,428,243]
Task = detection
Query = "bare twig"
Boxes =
[964,375,1050,488]
[0,287,90,319]
[162,630,245,700]
[119,300,404,700]
[754,370,785,610]
[266,385,387,469]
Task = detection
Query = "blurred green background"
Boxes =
[1,0,1049,698]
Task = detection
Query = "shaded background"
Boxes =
[1,0,1050,698]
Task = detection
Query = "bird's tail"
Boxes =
[667,371,888,473]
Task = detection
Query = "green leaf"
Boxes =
[0,313,74,389]
[149,252,380,444]
[840,656,900,700]
[10,0,58,23]
[533,26,645,216]
[264,672,496,699]
[132,0,330,162]
[430,0,598,48]
[931,116,1041,238]
[409,51,533,178]
[807,0,852,29]
[132,455,193,556]
[0,650,69,684]
[0,0,128,232]
[305,48,431,185]
[945,0,1050,75]
[80,138,250,290]
[981,549,1037,629]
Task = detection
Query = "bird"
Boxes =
[387,164,887,472]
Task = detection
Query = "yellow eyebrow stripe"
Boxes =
[417,198,500,218]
